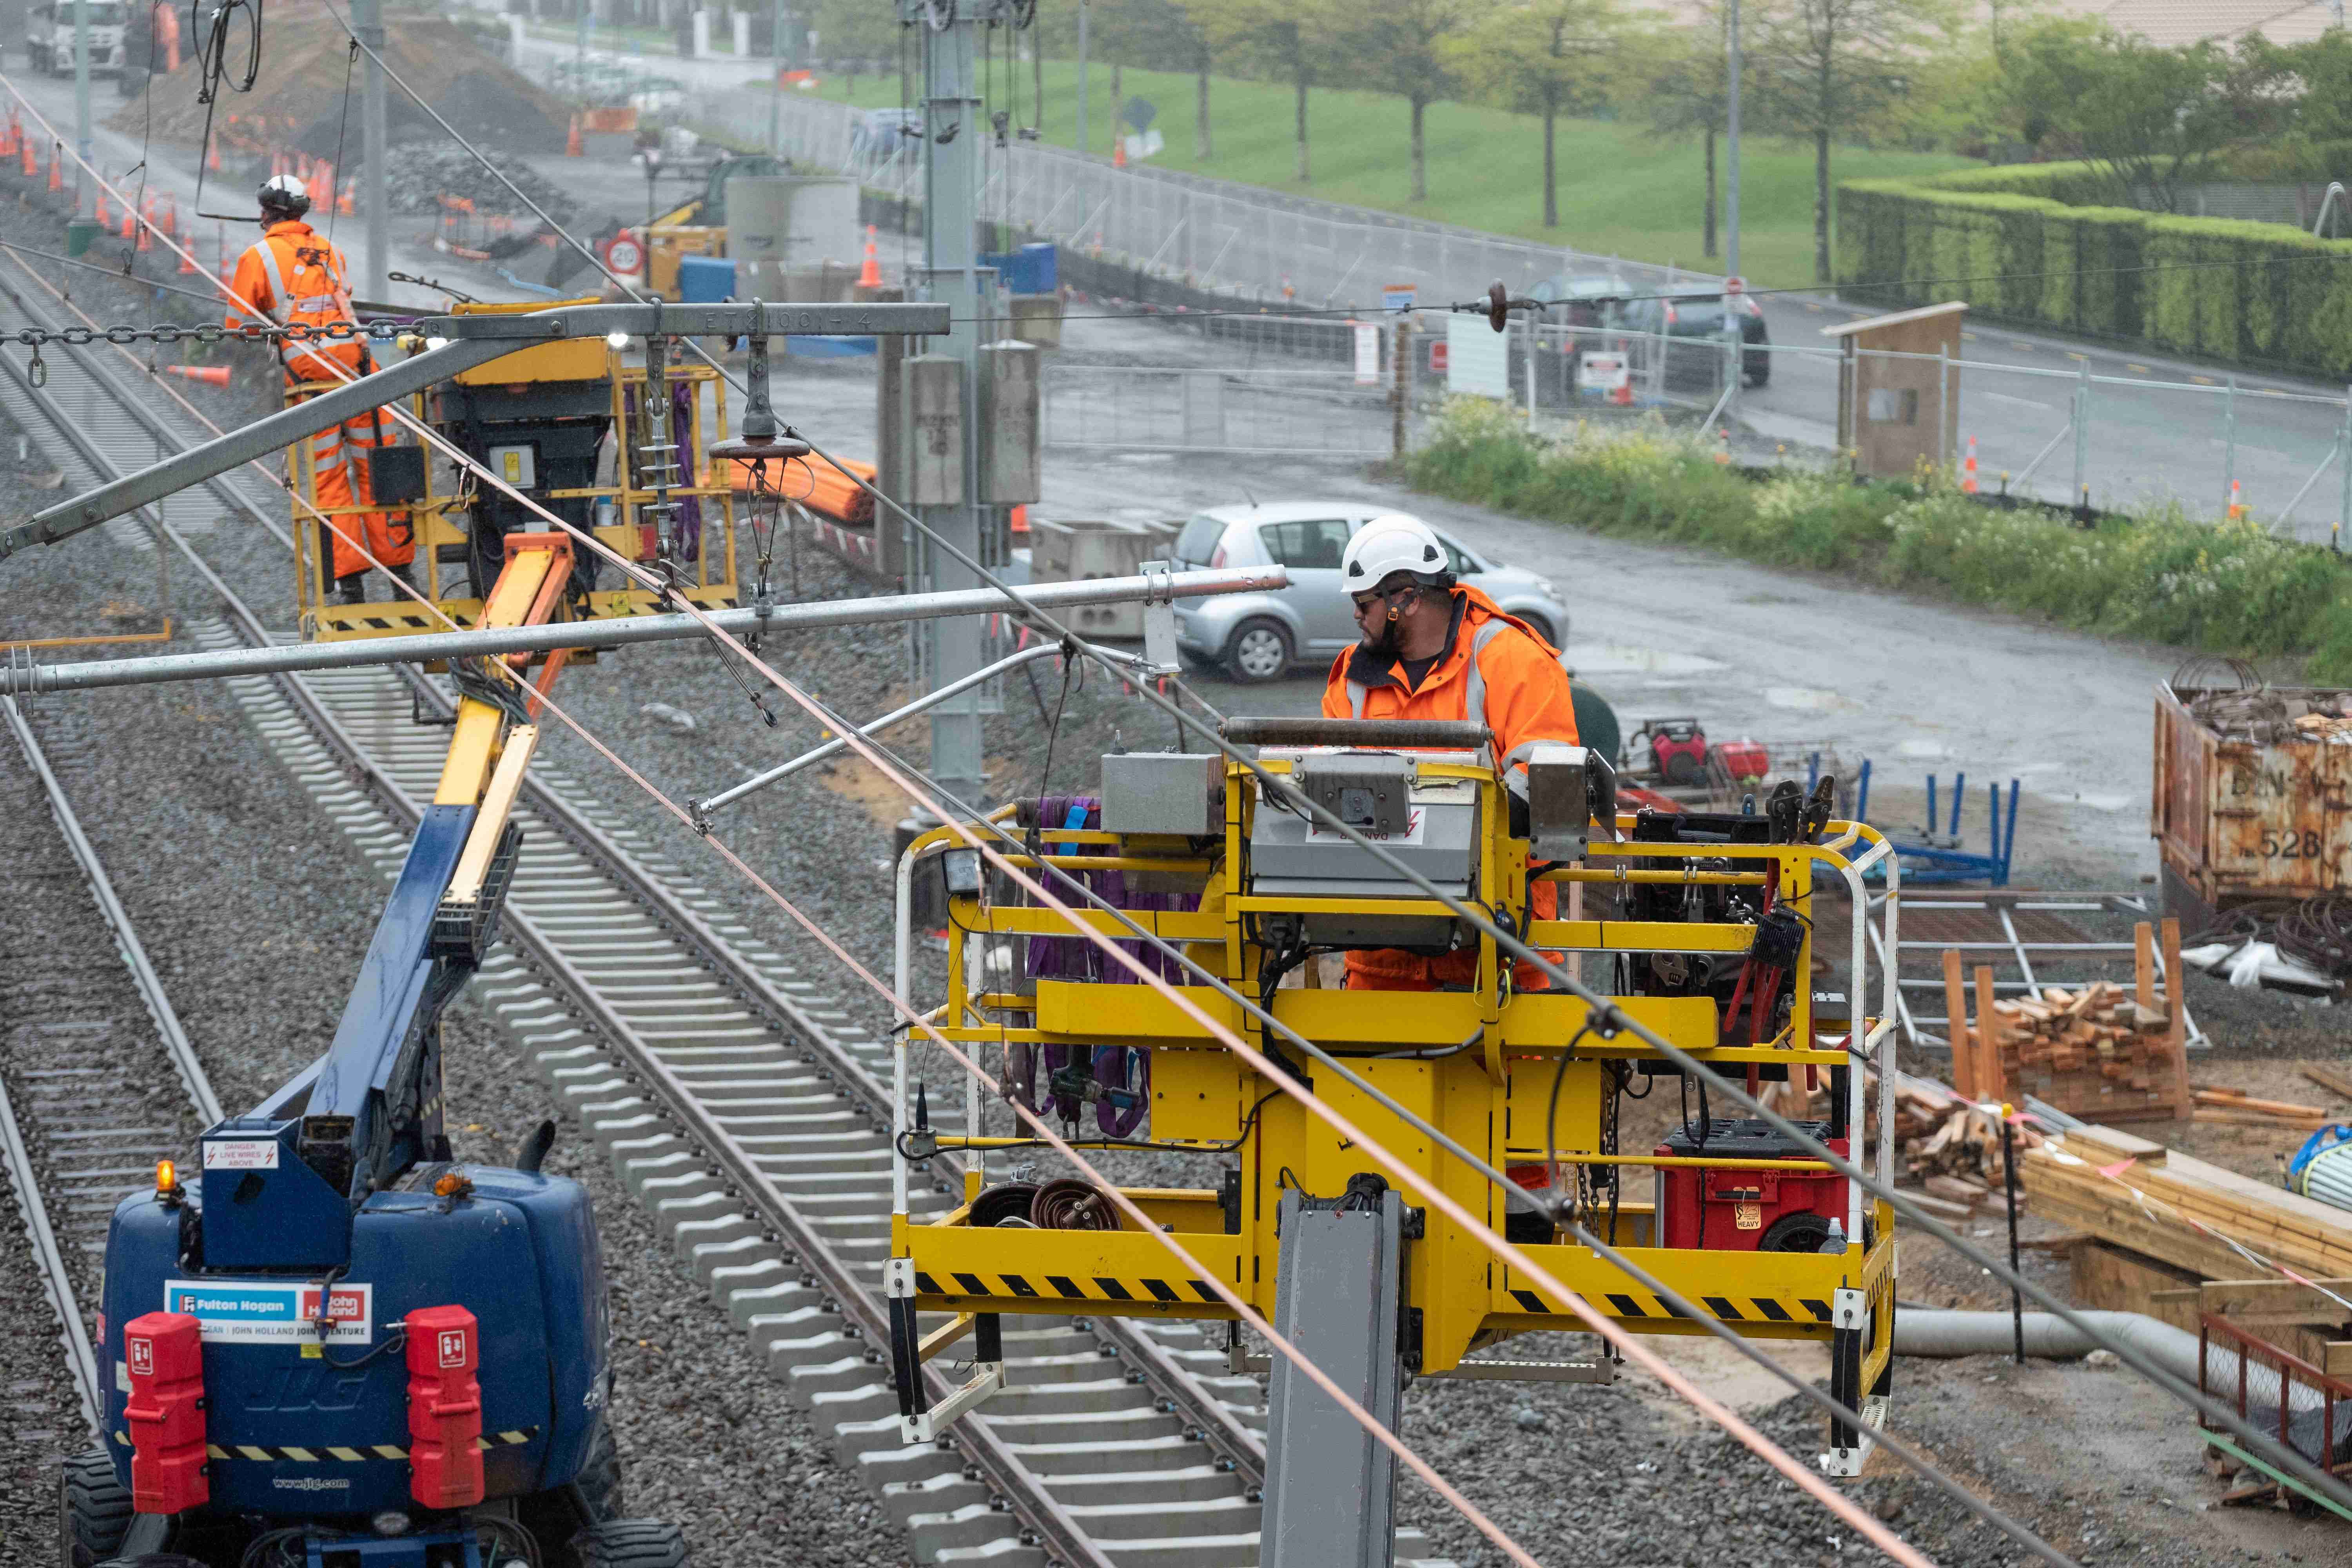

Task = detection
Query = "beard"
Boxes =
[1360,611,1404,660]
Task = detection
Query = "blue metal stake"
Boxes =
[1949,771,1966,840]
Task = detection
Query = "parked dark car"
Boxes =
[1615,286,1772,389]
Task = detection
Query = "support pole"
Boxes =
[2224,373,2238,518]
[72,0,89,220]
[2341,385,2350,551]
[1391,318,1410,461]
[908,0,991,814]
[769,0,786,154]
[1262,1183,1405,1568]
[352,0,392,301]
[1076,0,1089,159]
[1724,0,1740,284]
[2072,359,2091,513]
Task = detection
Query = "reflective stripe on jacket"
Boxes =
[1321,584,1581,991]
[1322,584,1579,761]
[226,220,363,380]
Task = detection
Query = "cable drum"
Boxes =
[1030,1178,1119,1230]
[967,1182,1039,1228]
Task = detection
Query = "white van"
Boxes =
[26,1,131,77]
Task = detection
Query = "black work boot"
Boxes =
[336,572,368,605]
[388,564,417,598]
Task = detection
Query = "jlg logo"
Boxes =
[128,1338,153,1379]
[437,1329,467,1369]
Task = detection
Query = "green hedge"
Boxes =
[1838,172,2352,374]
[1405,399,2352,680]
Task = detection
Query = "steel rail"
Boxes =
[0,949,102,1437]
[2,693,223,1125]
[0,278,1222,1568]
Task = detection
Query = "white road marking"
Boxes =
[1976,390,2058,413]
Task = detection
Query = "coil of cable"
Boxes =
[1030,1177,1119,1230]
[2275,892,2352,983]
[970,1182,1040,1228]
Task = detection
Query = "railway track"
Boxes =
[0,685,220,1442]
[0,252,1449,1568]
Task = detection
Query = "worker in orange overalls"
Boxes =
[1323,514,1581,992]
[227,173,412,605]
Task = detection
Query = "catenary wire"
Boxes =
[0,188,1584,1568]
[711,678,2078,1568]
[34,89,2334,1525]
[15,58,2347,1523]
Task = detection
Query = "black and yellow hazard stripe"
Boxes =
[915,1267,1226,1308]
[1506,1288,1837,1324]
[113,1428,538,1463]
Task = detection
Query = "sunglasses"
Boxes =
[1352,583,1425,615]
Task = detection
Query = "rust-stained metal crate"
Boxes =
[2153,679,2352,929]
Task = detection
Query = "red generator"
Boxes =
[1644,719,1708,785]
[1658,1118,1850,1252]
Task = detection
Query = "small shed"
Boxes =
[1824,301,1967,481]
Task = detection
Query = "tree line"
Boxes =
[803,0,2352,283]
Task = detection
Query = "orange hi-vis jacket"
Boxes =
[1321,584,1581,991]
[225,219,366,381]
[227,220,410,581]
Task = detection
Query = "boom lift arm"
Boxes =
[246,535,579,1219]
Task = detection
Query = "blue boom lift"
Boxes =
[63,533,686,1568]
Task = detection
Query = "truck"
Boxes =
[25,0,130,76]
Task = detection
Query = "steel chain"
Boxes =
[0,318,403,349]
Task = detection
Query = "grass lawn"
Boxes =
[812,60,1975,291]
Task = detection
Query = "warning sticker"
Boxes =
[201,1139,280,1170]
[162,1280,373,1345]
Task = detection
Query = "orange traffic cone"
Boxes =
[206,134,220,173]
[134,216,149,252]
[122,207,136,241]
[163,365,230,387]
[19,135,34,178]
[1714,427,1731,465]
[2229,479,2248,521]
[48,143,62,194]
[1112,134,1126,169]
[178,230,199,274]
[566,114,583,157]
[338,178,354,216]
[95,183,108,227]
[1612,377,1633,407]
[1,117,16,160]
[857,223,881,289]
[1961,435,1979,494]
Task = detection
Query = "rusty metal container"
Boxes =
[2152,678,2352,930]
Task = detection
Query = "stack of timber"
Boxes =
[1878,1073,2038,1221]
[2020,1124,2352,1283]
[1942,918,2192,1124]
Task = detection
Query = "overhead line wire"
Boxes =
[0,164,1572,1568]
[15,54,2347,1523]
[0,110,1925,1543]
[697,669,2080,1568]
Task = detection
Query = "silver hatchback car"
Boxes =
[1170,502,1571,683]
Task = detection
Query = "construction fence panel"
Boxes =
[1041,365,1391,456]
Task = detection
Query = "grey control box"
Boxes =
[1100,752,1223,836]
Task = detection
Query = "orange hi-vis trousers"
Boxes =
[293,352,411,584]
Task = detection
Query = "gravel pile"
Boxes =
[359,142,580,221]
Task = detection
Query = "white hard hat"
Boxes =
[258,173,310,215]
[1341,514,1452,597]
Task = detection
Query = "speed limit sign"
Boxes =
[604,232,646,276]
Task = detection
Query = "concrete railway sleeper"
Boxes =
[0,265,1448,1568]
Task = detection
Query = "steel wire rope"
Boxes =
[15,69,2350,1520]
[0,201,1579,1568]
[18,435,1560,1568]
[0,180,1932,1556]
[658,675,2080,1568]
